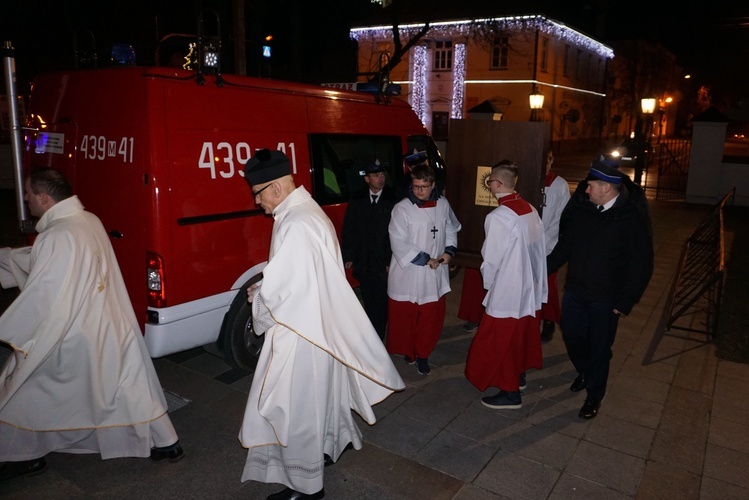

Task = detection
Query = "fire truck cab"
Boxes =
[22,66,445,370]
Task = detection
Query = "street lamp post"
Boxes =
[529,87,544,122]
[635,97,656,186]
[641,97,656,129]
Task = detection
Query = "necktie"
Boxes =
[597,205,604,212]
[372,194,378,204]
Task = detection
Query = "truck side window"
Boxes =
[309,134,404,206]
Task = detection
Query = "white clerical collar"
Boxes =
[494,190,516,200]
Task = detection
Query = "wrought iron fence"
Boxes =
[665,189,734,339]
[654,138,691,201]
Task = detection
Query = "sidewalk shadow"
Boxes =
[642,291,712,366]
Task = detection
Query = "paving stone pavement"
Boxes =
[2,150,749,499]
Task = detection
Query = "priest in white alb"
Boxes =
[0,168,182,483]
[239,149,405,500]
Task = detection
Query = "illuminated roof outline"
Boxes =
[350,14,614,59]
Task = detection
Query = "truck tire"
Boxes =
[221,275,264,371]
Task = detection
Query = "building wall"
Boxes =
[353,17,612,147]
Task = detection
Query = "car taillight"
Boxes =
[146,252,166,308]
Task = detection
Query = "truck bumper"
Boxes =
[144,290,235,358]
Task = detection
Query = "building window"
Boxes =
[433,41,453,70]
[563,44,570,76]
[587,54,594,83]
[540,37,549,72]
[575,49,583,80]
[490,36,509,69]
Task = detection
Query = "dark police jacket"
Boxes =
[341,186,396,281]
[547,185,653,315]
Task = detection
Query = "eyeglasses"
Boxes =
[412,183,433,191]
[252,183,272,197]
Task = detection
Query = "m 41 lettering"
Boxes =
[80,135,134,163]
[198,142,298,179]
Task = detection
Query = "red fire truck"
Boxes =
[14,64,446,371]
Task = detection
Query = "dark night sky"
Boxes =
[2,1,747,102]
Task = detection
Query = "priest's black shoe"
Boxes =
[324,442,353,467]
[150,441,185,462]
[266,487,325,500]
[578,398,601,419]
[569,374,587,392]
[0,457,47,482]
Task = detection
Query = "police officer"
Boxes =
[548,159,653,419]
[342,161,396,340]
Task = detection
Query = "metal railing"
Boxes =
[665,189,734,338]
[655,138,691,201]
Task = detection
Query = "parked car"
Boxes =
[603,137,653,168]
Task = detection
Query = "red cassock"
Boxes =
[457,267,486,323]
[465,313,542,392]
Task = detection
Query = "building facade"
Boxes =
[351,15,614,148]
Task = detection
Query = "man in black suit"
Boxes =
[548,160,653,420]
[342,162,396,340]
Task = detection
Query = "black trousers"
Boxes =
[359,275,389,340]
[559,290,620,401]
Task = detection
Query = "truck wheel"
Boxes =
[221,276,264,371]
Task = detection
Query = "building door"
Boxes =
[432,111,450,141]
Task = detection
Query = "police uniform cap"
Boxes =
[363,161,384,175]
[586,158,624,185]
[244,149,291,185]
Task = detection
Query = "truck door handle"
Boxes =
[109,230,124,239]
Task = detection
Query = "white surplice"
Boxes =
[0,196,176,461]
[387,197,461,304]
[543,173,571,255]
[481,197,548,319]
[239,186,404,494]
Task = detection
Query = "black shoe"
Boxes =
[267,487,325,500]
[569,374,587,392]
[404,356,415,365]
[578,398,602,419]
[519,372,527,392]
[463,321,479,333]
[150,442,185,462]
[323,442,353,467]
[0,458,47,482]
[415,357,430,375]
[540,321,554,342]
[481,390,522,410]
